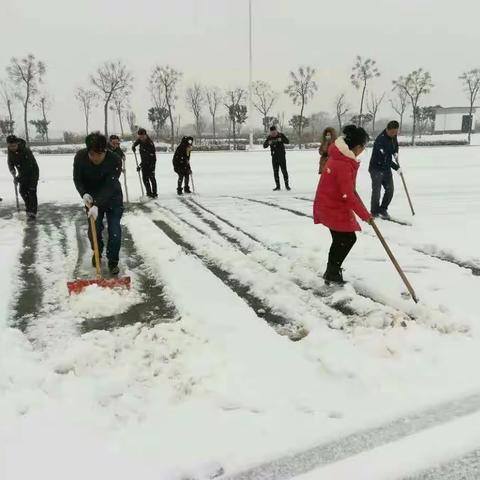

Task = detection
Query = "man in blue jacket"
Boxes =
[73,132,123,275]
[369,120,401,219]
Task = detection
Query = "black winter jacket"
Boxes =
[369,130,400,173]
[133,137,156,168]
[172,145,191,175]
[263,133,289,159]
[7,139,39,183]
[73,149,123,209]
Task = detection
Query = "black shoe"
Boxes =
[177,188,183,195]
[108,260,120,275]
[323,267,346,286]
[273,186,281,191]
[184,186,191,194]
[378,210,391,220]
[26,212,37,221]
[285,184,291,191]
[152,193,158,198]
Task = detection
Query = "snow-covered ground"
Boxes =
[1,145,480,479]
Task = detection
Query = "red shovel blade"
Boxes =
[67,276,131,295]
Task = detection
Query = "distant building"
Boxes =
[434,107,477,134]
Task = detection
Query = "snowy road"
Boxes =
[2,148,480,479]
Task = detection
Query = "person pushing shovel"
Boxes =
[73,132,124,275]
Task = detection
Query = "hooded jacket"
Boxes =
[7,139,39,182]
[313,137,371,232]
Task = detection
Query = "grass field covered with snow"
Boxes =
[1,145,480,479]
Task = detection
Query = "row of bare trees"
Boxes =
[3,54,480,147]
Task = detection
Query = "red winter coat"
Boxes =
[313,137,371,232]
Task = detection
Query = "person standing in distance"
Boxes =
[318,127,337,174]
[173,136,193,195]
[108,135,125,169]
[6,134,40,220]
[369,120,401,219]
[263,125,290,191]
[73,132,124,275]
[132,128,157,198]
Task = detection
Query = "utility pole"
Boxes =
[248,0,254,150]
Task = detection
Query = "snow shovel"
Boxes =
[13,178,19,212]
[396,155,415,216]
[67,210,131,294]
[370,218,418,303]
[190,171,196,194]
[133,151,145,197]
[122,157,129,203]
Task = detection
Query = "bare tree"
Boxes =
[186,83,205,138]
[335,93,350,132]
[75,88,98,136]
[111,87,131,136]
[389,88,408,132]
[459,69,480,144]
[285,66,317,148]
[393,69,434,145]
[90,60,133,137]
[38,93,51,143]
[366,91,386,136]
[150,65,182,150]
[205,86,222,140]
[0,80,15,128]
[252,80,278,133]
[6,54,46,143]
[126,111,137,134]
[350,56,380,127]
[225,88,247,150]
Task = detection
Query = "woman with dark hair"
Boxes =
[172,136,194,195]
[313,125,372,285]
[318,127,337,174]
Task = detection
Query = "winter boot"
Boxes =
[273,185,281,191]
[285,182,291,191]
[26,212,37,221]
[378,210,391,220]
[184,186,192,194]
[177,187,183,195]
[108,260,120,275]
[323,265,345,286]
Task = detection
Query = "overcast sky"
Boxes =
[1,0,479,137]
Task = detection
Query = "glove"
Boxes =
[83,193,93,207]
[396,168,403,175]
[136,166,141,172]
[87,205,98,220]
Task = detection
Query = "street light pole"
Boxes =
[248,0,254,150]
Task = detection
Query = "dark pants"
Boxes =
[327,230,357,272]
[141,167,157,196]
[19,179,38,214]
[88,205,123,262]
[177,173,190,190]
[370,170,394,215]
[272,156,289,187]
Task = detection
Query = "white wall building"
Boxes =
[434,107,477,134]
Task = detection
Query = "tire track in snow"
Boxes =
[135,205,304,340]
[10,218,42,332]
[189,198,411,328]
[224,392,480,480]
[404,449,480,479]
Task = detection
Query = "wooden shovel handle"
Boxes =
[89,213,101,277]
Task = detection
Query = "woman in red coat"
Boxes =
[313,125,372,285]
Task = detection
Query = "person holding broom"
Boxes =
[313,125,372,285]
[73,132,124,275]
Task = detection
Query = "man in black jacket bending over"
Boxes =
[73,132,123,275]
[132,128,157,198]
[7,134,40,220]
[369,120,401,219]
[263,126,290,191]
